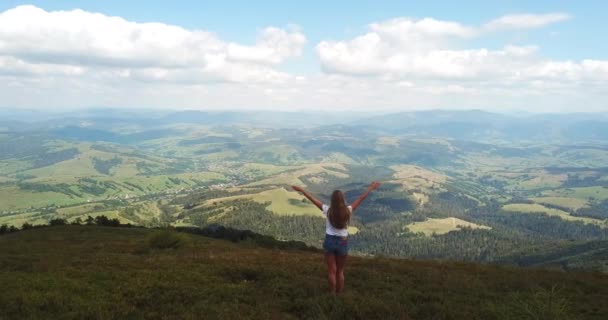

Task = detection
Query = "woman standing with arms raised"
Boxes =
[292,182,381,294]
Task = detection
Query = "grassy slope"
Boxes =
[199,187,322,217]
[1,226,607,320]
[389,164,448,206]
[529,197,589,210]
[0,186,84,210]
[504,240,608,272]
[0,140,228,211]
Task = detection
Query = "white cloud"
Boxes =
[370,17,476,40]
[0,56,86,76]
[483,13,571,31]
[227,27,306,65]
[0,5,305,83]
[317,34,541,80]
[0,6,606,113]
[312,14,606,112]
[316,14,608,86]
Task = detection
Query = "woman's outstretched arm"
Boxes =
[351,181,381,211]
[291,186,323,210]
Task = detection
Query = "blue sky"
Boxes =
[0,1,607,112]
[2,0,604,58]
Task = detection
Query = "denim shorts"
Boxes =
[323,234,349,256]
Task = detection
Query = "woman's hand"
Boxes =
[352,181,381,211]
[368,181,381,191]
[292,186,323,210]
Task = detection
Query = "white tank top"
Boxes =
[322,204,351,237]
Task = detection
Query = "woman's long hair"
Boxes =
[328,190,351,229]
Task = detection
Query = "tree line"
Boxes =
[0,215,124,235]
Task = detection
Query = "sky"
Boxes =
[0,1,607,113]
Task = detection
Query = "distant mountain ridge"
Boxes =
[351,110,608,143]
[1,108,606,143]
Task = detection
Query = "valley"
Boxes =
[1,109,608,271]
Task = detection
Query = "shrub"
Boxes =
[94,215,120,227]
[147,230,190,250]
[21,223,33,230]
[497,285,571,320]
[49,218,67,226]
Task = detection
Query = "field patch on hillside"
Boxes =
[502,203,606,227]
[237,163,299,180]
[390,165,447,189]
[321,152,358,165]
[542,187,608,202]
[56,203,105,216]
[20,145,169,182]
[245,163,349,187]
[518,172,568,190]
[529,197,589,211]
[405,217,491,236]
[389,165,448,205]
[256,188,321,216]
[0,176,16,183]
[0,211,48,227]
[201,187,322,216]
[70,210,137,225]
[0,186,85,211]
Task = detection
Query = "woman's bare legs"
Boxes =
[336,254,347,293]
[325,253,337,293]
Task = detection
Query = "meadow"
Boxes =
[406,217,491,236]
[1,225,607,320]
[528,197,589,211]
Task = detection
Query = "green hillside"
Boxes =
[502,240,608,272]
[1,226,607,320]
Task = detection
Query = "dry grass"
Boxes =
[389,165,447,206]
[1,226,607,319]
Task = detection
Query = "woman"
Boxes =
[292,182,381,294]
